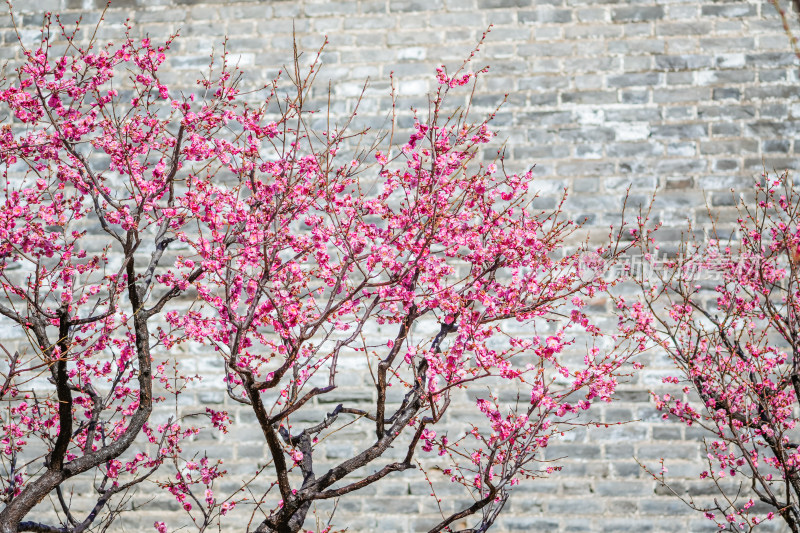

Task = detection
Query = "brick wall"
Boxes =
[2,0,798,531]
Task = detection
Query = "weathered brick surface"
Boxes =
[3,0,799,531]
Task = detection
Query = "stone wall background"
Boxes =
[2,0,800,531]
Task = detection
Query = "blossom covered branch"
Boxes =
[0,13,641,533]
[619,174,800,532]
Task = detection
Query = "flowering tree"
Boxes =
[0,13,640,533]
[619,174,800,532]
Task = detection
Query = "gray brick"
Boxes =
[575,144,603,158]
[568,24,624,41]
[611,6,664,22]
[518,111,572,125]
[478,0,531,6]
[430,12,482,26]
[601,519,654,532]
[655,54,713,71]
[699,140,758,155]
[564,518,596,533]
[687,518,730,532]
[620,89,650,104]
[557,161,617,176]
[514,145,571,159]
[362,497,419,513]
[701,4,758,18]
[712,87,740,100]
[344,16,397,30]
[763,139,792,153]
[746,52,798,66]
[503,517,559,531]
[559,127,617,143]
[697,104,755,120]
[665,176,695,189]
[655,158,707,175]
[606,107,661,122]
[607,142,662,158]
[545,444,603,460]
[519,8,573,24]
[664,106,695,120]
[607,72,662,88]
[638,443,699,460]
[566,56,620,72]
[622,22,651,38]
[653,87,709,103]
[575,74,604,90]
[708,160,738,175]
[656,21,712,36]
[388,0,444,11]
[519,42,575,57]
[760,69,789,83]
[650,124,708,139]
[696,69,755,85]
[745,121,799,138]
[562,90,618,104]
[699,37,755,51]
[665,71,693,85]
[596,480,651,497]
[608,39,665,54]
[519,76,569,91]
[574,6,605,22]
[548,499,604,514]
[710,122,742,136]
[745,85,799,100]
[612,462,643,478]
